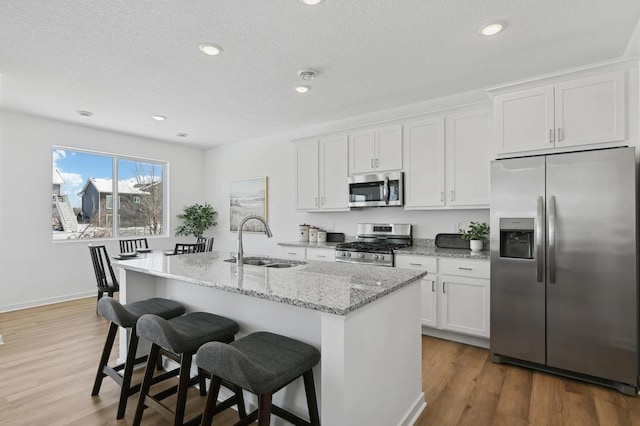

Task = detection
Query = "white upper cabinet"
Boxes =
[446,109,490,207]
[404,107,489,209]
[495,70,627,155]
[403,117,445,208]
[295,135,349,211]
[349,125,402,174]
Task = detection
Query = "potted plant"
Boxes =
[175,203,217,240]
[460,221,490,252]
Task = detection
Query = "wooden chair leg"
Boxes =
[257,393,273,426]
[92,322,117,395]
[116,329,140,419]
[202,376,222,426]
[133,344,161,426]
[174,352,194,426]
[303,370,320,426]
[96,291,104,314]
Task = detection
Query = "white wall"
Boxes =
[0,111,206,312]
[204,136,489,255]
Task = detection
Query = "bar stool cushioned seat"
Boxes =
[133,312,241,426]
[92,297,185,419]
[196,331,321,426]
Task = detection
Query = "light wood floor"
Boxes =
[1,297,640,425]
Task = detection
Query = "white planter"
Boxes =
[470,240,484,252]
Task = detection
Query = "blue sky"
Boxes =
[53,148,162,207]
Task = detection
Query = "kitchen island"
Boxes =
[115,251,427,426]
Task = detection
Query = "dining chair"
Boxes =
[88,244,119,311]
[173,242,206,255]
[119,237,149,253]
[196,236,215,252]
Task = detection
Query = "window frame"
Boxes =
[52,146,169,242]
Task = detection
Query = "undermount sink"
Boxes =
[224,257,306,268]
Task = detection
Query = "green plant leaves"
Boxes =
[459,221,490,242]
[175,203,217,239]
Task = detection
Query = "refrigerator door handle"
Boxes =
[536,196,544,283]
[548,195,557,284]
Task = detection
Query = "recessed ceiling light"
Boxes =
[176,133,188,138]
[294,85,311,94]
[300,0,323,5]
[152,115,166,121]
[77,110,93,117]
[479,21,506,36]
[199,43,223,56]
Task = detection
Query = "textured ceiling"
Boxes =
[0,1,639,148]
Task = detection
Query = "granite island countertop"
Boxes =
[114,251,427,316]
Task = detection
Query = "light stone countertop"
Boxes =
[279,239,490,261]
[114,251,427,316]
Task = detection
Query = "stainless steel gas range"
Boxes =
[335,223,412,267]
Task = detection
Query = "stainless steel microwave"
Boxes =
[348,172,404,207]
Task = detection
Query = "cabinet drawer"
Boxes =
[280,246,306,260]
[306,247,335,262]
[439,258,489,279]
[395,255,437,274]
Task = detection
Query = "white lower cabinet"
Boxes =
[396,255,490,338]
[280,246,335,262]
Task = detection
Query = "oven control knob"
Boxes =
[347,252,351,257]
[373,255,379,260]
[341,252,346,257]
[359,253,365,258]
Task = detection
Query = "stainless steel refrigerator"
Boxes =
[490,147,638,395]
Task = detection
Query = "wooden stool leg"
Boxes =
[92,322,117,395]
[133,344,161,426]
[198,367,207,396]
[257,393,273,426]
[174,352,193,426]
[116,329,140,419]
[202,376,222,426]
[235,385,247,419]
[303,370,320,426]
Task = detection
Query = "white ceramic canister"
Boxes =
[309,227,318,242]
[317,229,327,243]
[299,224,310,242]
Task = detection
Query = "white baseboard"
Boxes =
[399,392,426,426]
[421,326,490,349]
[0,291,95,313]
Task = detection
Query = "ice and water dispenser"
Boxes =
[499,218,534,259]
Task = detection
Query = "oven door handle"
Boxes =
[383,175,389,205]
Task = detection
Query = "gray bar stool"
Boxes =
[196,331,321,426]
[92,297,186,419]
[133,312,243,426]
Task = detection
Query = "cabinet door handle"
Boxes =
[409,263,423,266]
[431,280,435,292]
[557,127,563,142]
[458,267,472,271]
[442,282,446,293]
[314,197,318,206]
[321,196,325,205]
[376,158,380,167]
[288,252,297,255]
[371,158,375,168]
[451,190,455,201]
[316,255,326,258]
[549,129,555,143]
[440,191,444,202]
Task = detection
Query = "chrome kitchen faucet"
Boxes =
[237,215,273,266]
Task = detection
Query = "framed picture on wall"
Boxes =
[230,177,268,232]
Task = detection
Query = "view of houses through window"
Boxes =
[52,148,166,240]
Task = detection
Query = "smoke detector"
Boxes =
[298,69,318,81]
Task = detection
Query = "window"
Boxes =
[52,147,167,240]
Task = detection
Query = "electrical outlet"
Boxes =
[450,222,460,233]
[328,221,335,231]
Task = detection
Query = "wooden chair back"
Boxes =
[196,237,215,252]
[119,238,149,253]
[89,244,119,302]
[173,242,206,255]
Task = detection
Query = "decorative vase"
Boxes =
[470,240,483,252]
